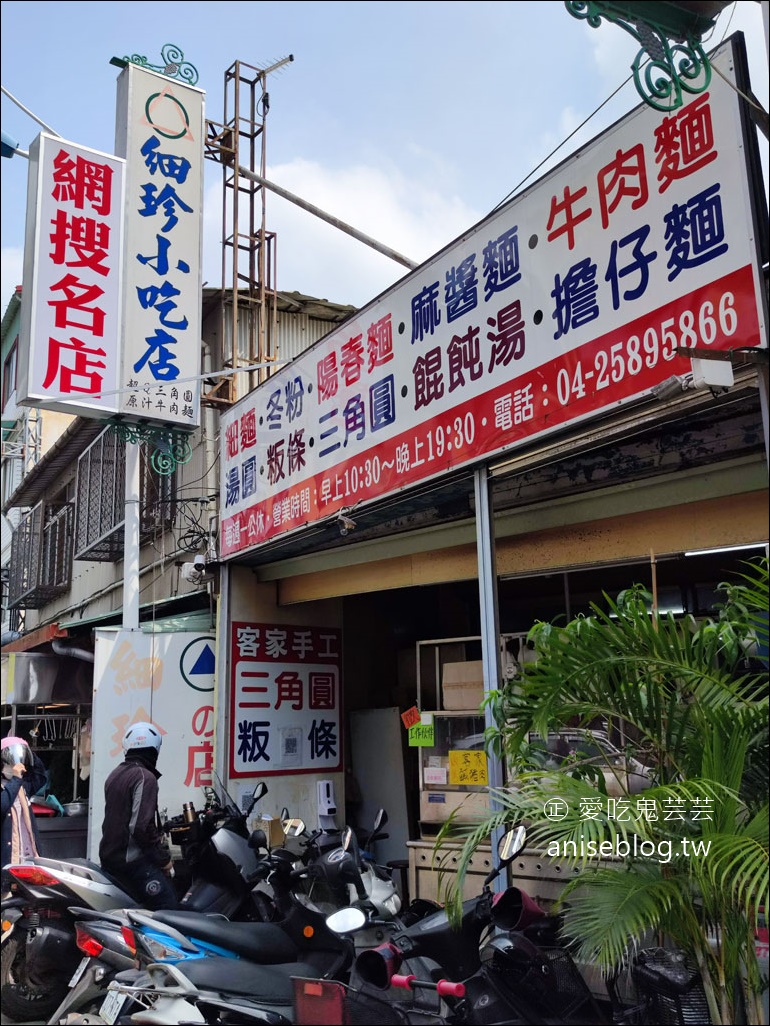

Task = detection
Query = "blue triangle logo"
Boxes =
[190,644,215,675]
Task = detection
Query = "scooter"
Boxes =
[59,821,413,1025]
[46,818,372,1024]
[334,825,609,1025]
[1,776,269,1023]
[289,810,402,925]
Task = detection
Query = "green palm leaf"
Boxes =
[438,558,768,1025]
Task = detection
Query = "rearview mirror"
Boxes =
[498,825,527,864]
[326,907,366,935]
[252,781,268,802]
[282,817,306,837]
[372,808,387,833]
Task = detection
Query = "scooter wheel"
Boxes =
[1,934,71,1021]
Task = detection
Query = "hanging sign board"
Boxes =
[17,134,125,416]
[115,63,205,427]
[219,36,765,559]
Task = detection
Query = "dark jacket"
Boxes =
[1,753,47,876]
[99,754,170,871]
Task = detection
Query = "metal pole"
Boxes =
[240,169,419,271]
[122,440,141,630]
[474,465,506,892]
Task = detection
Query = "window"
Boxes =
[2,340,18,413]
[6,499,74,608]
[74,426,176,561]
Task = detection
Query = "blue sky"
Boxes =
[1,1,767,310]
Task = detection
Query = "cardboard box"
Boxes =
[419,788,490,824]
[251,815,286,848]
[442,661,484,710]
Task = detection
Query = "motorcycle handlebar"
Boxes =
[391,974,466,999]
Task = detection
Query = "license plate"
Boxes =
[100,987,127,1026]
[68,956,89,988]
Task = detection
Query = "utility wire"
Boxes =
[491,1,768,214]
[490,72,635,214]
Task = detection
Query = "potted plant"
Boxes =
[438,558,768,1025]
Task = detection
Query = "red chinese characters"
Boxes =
[42,145,121,397]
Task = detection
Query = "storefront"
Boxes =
[213,33,768,899]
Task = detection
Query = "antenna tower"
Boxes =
[204,55,294,405]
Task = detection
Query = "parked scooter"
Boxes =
[323,825,609,1026]
[56,819,415,1025]
[45,816,383,1024]
[0,776,269,1022]
[289,811,402,926]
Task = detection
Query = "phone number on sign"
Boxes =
[556,291,739,406]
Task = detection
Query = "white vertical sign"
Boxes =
[18,133,125,416]
[88,629,216,859]
[115,64,204,427]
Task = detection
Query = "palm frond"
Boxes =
[558,865,685,969]
[698,821,769,918]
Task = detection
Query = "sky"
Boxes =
[1,1,768,313]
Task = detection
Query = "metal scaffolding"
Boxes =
[204,57,293,406]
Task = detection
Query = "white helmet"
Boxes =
[1,736,32,768]
[122,721,162,753]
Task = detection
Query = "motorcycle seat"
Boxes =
[175,955,318,1003]
[150,911,298,964]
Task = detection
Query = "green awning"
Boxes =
[59,594,213,634]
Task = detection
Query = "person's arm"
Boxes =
[24,753,48,799]
[1,775,24,819]
[132,774,171,867]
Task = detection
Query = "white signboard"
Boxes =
[230,622,342,778]
[219,37,766,559]
[88,629,216,859]
[18,134,125,416]
[115,63,204,427]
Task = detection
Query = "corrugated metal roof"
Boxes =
[95,610,215,634]
[1,287,22,341]
[58,593,212,633]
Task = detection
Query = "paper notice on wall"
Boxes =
[423,766,447,785]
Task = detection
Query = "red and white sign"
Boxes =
[18,134,125,416]
[115,63,205,427]
[229,622,342,778]
[220,38,766,558]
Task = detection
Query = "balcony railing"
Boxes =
[75,427,176,562]
[7,501,74,609]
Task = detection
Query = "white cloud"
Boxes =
[202,158,481,309]
[1,248,24,314]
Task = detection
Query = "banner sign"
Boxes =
[115,63,204,427]
[18,134,125,416]
[229,622,342,777]
[219,38,765,558]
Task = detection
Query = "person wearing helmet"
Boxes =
[98,721,178,909]
[1,736,48,891]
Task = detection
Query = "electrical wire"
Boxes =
[489,72,635,214]
[488,1,769,214]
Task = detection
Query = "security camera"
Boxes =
[193,554,207,571]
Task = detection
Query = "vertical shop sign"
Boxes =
[230,622,342,777]
[17,134,125,416]
[88,629,215,859]
[115,63,204,427]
